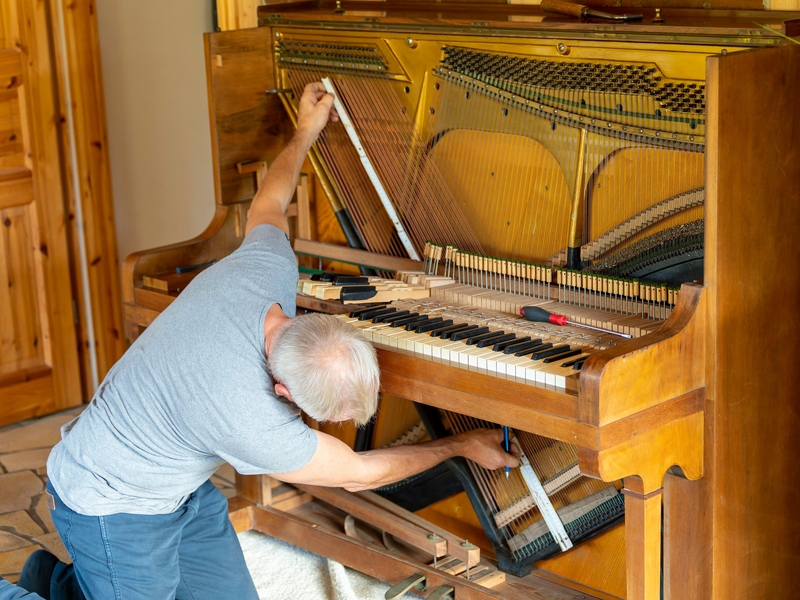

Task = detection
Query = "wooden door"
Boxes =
[0,1,82,425]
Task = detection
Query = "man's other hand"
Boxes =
[296,82,339,141]
[459,428,521,471]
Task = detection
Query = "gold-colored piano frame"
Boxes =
[123,5,800,599]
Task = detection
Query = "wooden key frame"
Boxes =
[230,476,547,599]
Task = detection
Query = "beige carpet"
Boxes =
[239,530,423,600]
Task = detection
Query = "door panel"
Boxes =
[0,0,82,426]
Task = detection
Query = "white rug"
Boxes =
[239,531,424,600]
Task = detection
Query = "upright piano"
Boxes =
[122,4,800,599]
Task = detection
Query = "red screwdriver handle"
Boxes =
[520,306,568,326]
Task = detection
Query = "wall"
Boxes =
[96,0,216,262]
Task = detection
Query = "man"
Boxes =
[45,82,519,600]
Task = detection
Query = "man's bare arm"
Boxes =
[245,82,338,236]
[273,428,519,492]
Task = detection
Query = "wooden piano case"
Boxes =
[123,5,800,599]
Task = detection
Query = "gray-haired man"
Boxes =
[45,82,519,600]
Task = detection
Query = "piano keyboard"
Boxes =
[336,295,661,390]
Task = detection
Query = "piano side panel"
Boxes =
[205,27,294,205]
[700,43,800,598]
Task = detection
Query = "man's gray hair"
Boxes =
[269,313,380,426]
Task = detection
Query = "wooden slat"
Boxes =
[293,484,448,557]
[359,490,481,568]
[294,238,422,273]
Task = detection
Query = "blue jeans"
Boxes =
[47,480,258,600]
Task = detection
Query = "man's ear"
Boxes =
[274,382,294,402]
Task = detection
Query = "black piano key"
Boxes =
[492,335,527,352]
[505,338,543,355]
[466,330,506,346]
[515,342,553,357]
[358,305,397,321]
[482,333,515,349]
[358,307,395,321]
[542,346,583,364]
[373,309,409,323]
[452,326,489,342]
[392,314,428,328]
[531,345,571,361]
[332,275,369,286]
[470,331,507,347]
[543,348,582,363]
[561,355,588,368]
[383,311,418,324]
[406,316,441,331]
[442,324,479,340]
[572,358,589,370]
[416,319,453,334]
[340,286,377,302]
[349,305,380,318]
[429,323,469,338]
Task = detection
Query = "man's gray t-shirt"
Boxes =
[47,225,318,516]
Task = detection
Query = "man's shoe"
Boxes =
[18,549,59,599]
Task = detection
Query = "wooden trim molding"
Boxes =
[51,0,124,393]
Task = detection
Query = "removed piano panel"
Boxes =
[413,406,623,578]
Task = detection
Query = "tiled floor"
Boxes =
[0,407,237,583]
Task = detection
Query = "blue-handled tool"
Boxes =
[503,426,510,479]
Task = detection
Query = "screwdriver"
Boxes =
[503,426,511,479]
[520,306,632,339]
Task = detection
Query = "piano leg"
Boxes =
[622,478,663,600]
[578,411,704,600]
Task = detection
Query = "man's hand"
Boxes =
[296,82,339,142]
[457,428,520,470]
